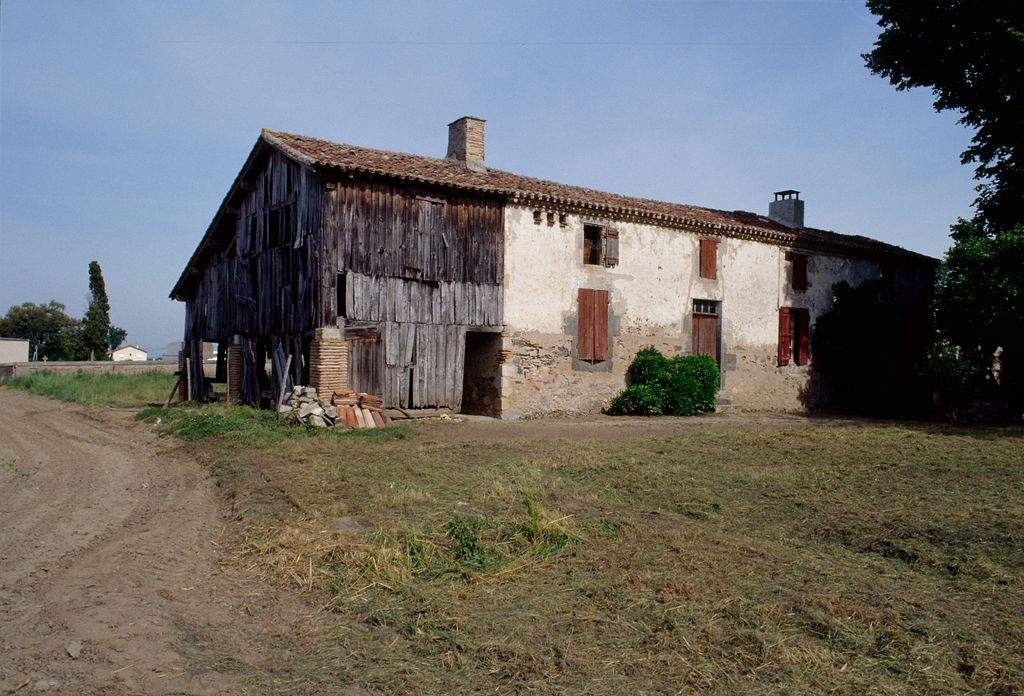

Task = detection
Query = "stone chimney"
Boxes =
[768,190,804,228]
[446,116,486,171]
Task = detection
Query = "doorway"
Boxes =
[461,331,502,416]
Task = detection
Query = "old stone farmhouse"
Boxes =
[171,116,934,416]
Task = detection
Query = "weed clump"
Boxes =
[607,347,719,416]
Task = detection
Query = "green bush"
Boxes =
[607,348,718,416]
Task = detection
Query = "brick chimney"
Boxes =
[446,116,486,171]
[768,190,804,228]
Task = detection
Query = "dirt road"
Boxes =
[0,390,262,695]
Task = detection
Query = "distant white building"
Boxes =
[111,345,148,362]
[0,338,30,363]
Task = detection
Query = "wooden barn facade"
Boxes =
[171,120,505,414]
[172,116,935,416]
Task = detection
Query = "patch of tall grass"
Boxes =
[5,369,177,407]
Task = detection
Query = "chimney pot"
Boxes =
[446,116,486,171]
[768,189,804,228]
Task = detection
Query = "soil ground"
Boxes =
[0,390,313,695]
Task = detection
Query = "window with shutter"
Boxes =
[577,288,609,362]
[778,307,792,366]
[699,239,717,279]
[779,307,811,366]
[792,253,808,290]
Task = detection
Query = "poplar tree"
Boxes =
[80,261,112,360]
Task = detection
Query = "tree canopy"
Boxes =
[0,301,80,361]
[863,1,1024,229]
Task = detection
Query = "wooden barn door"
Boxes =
[346,329,383,398]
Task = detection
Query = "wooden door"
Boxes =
[692,313,719,364]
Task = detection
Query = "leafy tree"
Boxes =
[108,325,128,351]
[812,279,931,417]
[934,221,1024,414]
[80,261,112,360]
[863,1,1024,230]
[0,301,80,361]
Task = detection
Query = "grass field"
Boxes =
[137,406,1024,695]
[4,369,177,407]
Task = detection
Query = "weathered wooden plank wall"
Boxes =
[183,149,325,342]
[321,178,504,410]
[180,153,505,410]
[179,147,325,404]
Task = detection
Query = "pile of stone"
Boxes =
[278,386,392,429]
[278,386,339,428]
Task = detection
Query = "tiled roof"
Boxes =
[263,129,934,262]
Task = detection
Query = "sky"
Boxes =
[0,0,977,354]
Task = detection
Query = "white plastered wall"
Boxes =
[500,204,881,417]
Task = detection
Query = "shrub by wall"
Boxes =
[607,347,719,416]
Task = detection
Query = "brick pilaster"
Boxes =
[309,334,348,397]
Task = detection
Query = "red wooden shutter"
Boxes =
[792,253,808,290]
[778,307,792,366]
[577,288,609,362]
[699,239,717,279]
[603,229,619,268]
[797,308,810,365]
[593,290,609,360]
[578,289,594,361]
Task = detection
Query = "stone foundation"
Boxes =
[499,331,818,418]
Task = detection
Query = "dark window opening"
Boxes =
[267,209,281,248]
[246,214,258,256]
[583,224,619,267]
[583,224,602,265]
[336,272,347,318]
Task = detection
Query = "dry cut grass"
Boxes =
[175,412,1024,695]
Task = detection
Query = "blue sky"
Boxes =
[0,1,976,353]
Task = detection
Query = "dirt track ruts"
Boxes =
[0,390,255,695]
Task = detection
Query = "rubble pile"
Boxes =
[278,386,339,428]
[278,386,391,429]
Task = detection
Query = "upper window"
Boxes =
[582,224,619,267]
[699,239,717,279]
[790,252,808,290]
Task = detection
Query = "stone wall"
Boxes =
[0,361,177,382]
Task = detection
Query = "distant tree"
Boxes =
[863,1,1024,230]
[108,325,128,351]
[0,301,80,361]
[80,261,113,360]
